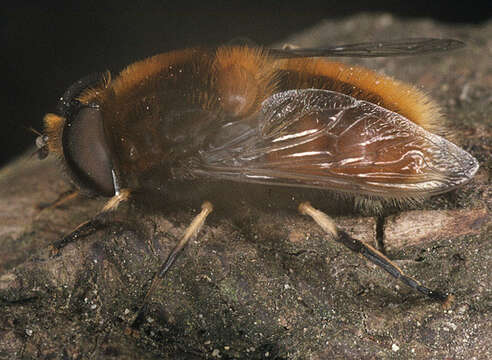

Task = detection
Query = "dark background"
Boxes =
[1,1,490,167]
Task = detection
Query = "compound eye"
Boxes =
[63,106,114,196]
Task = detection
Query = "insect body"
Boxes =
[38,39,478,321]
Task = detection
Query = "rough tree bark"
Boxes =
[1,14,490,360]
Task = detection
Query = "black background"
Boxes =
[1,1,490,167]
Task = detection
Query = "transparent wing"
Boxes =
[269,38,464,58]
[191,89,478,198]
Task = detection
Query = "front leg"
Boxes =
[51,189,131,255]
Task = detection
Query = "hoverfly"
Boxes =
[37,38,478,326]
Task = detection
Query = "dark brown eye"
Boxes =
[57,73,105,118]
[62,105,115,196]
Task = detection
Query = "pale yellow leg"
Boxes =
[131,201,213,328]
[299,202,452,307]
[51,189,131,253]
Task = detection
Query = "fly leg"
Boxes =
[50,189,131,255]
[36,189,80,212]
[130,201,213,329]
[298,202,453,307]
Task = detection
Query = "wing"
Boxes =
[191,89,478,198]
[268,38,464,58]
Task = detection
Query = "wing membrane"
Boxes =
[269,38,465,58]
[192,89,478,198]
